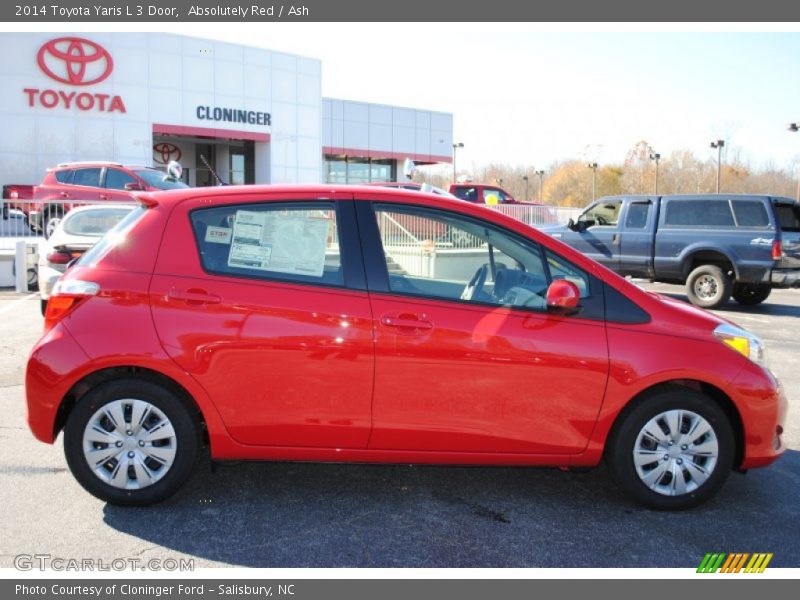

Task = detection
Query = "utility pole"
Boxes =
[649,151,661,195]
[535,169,545,202]
[587,162,598,201]
[452,142,464,182]
[710,140,725,193]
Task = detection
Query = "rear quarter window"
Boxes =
[731,201,770,228]
[54,170,74,184]
[664,199,735,227]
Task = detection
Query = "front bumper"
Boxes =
[732,364,788,469]
[771,269,800,288]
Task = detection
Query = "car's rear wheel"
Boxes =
[732,283,771,306]
[63,379,199,506]
[606,387,734,510]
[685,264,732,309]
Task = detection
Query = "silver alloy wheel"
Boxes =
[633,409,719,497]
[82,399,177,490]
[694,274,719,301]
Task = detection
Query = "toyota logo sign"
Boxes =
[153,143,183,165]
[37,37,114,86]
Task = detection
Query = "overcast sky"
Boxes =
[14,23,800,172]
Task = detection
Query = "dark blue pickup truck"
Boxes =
[543,194,800,308]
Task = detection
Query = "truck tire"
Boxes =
[732,283,771,306]
[685,265,732,309]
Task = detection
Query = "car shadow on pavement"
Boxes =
[660,292,800,318]
[102,448,800,568]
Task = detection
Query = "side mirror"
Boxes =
[546,279,581,315]
[567,218,576,231]
[124,182,145,191]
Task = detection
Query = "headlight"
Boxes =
[713,323,767,367]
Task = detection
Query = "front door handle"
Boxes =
[168,287,221,305]
[99,194,110,200]
[380,313,434,333]
[612,233,620,245]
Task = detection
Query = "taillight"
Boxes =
[46,251,73,265]
[44,279,99,332]
[772,240,783,261]
[9,189,18,200]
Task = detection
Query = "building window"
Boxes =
[324,155,396,184]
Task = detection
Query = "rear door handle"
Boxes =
[59,192,69,198]
[99,194,110,200]
[380,314,434,332]
[168,287,221,305]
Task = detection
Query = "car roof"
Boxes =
[52,162,155,170]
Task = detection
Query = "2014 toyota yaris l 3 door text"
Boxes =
[25,185,787,509]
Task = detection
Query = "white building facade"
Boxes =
[0,33,452,188]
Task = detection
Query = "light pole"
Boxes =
[452,142,464,182]
[649,151,661,195]
[587,162,598,201]
[710,139,725,193]
[522,175,529,202]
[535,169,545,202]
[789,123,799,200]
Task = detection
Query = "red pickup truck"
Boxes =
[3,161,187,237]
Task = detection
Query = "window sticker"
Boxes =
[205,226,232,244]
[227,209,330,277]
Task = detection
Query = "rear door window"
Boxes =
[71,168,101,188]
[774,203,800,232]
[664,199,735,227]
[731,201,770,227]
[190,202,344,287]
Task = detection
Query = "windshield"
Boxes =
[774,202,800,232]
[63,207,134,237]
[76,206,147,267]
[134,169,189,191]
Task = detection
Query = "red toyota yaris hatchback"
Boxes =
[25,186,787,509]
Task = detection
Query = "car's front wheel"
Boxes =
[606,387,734,510]
[63,379,200,506]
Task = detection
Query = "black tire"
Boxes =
[63,378,200,506]
[43,207,65,239]
[40,298,47,316]
[605,387,734,510]
[685,264,732,309]
[732,283,771,306]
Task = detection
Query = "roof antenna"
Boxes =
[199,153,228,186]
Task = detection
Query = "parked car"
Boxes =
[38,205,136,316]
[372,181,457,197]
[542,194,800,308]
[449,183,523,204]
[26,185,786,508]
[4,161,187,238]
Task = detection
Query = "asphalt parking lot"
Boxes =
[0,284,798,568]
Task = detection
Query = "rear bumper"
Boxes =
[25,323,90,444]
[771,269,800,288]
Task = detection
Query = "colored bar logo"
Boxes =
[697,553,773,573]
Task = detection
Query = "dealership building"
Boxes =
[0,33,453,188]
